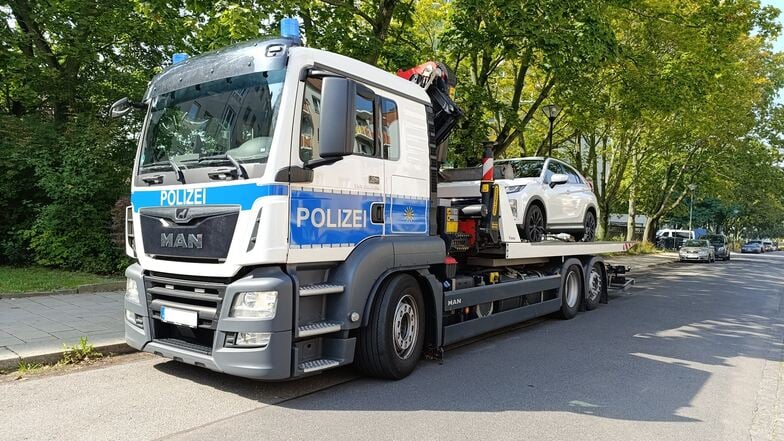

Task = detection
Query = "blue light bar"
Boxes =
[281,17,300,40]
[172,53,189,64]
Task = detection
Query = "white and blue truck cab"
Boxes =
[115,20,632,381]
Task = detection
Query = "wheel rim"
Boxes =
[393,294,419,360]
[565,270,580,308]
[584,213,596,241]
[587,266,603,303]
[526,207,545,242]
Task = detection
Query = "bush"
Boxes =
[0,115,135,274]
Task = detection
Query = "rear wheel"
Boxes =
[584,262,604,311]
[522,204,546,242]
[558,261,583,319]
[573,210,596,242]
[355,274,425,380]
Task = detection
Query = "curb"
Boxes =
[0,281,125,299]
[0,341,136,373]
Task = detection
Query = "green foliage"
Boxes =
[16,361,43,374]
[0,266,120,294]
[60,337,102,365]
[0,0,783,268]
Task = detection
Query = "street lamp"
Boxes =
[688,183,697,231]
[541,104,560,156]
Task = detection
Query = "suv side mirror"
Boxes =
[549,173,568,188]
[110,97,132,118]
[318,77,355,159]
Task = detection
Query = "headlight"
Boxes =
[230,291,278,319]
[125,278,140,304]
[505,185,526,193]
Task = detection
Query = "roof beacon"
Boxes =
[280,17,301,45]
[172,53,189,64]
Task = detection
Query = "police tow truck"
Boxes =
[112,19,634,380]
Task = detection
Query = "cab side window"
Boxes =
[299,76,400,162]
[381,98,400,160]
[354,92,376,156]
[299,77,322,162]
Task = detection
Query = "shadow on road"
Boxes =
[152,252,784,423]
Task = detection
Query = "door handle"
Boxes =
[371,202,385,224]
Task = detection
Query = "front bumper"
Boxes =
[680,254,708,260]
[124,263,294,380]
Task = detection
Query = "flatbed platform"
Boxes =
[504,241,636,260]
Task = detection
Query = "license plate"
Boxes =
[160,306,198,328]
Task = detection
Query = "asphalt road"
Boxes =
[1,253,782,441]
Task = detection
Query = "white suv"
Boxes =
[439,157,599,242]
[498,157,598,242]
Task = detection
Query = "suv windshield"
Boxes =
[498,159,545,178]
[139,69,285,174]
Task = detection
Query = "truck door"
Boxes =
[289,75,386,257]
[379,95,430,235]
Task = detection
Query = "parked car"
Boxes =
[656,229,695,240]
[762,239,774,252]
[704,234,730,261]
[679,239,716,263]
[741,240,764,254]
[656,229,695,250]
[439,157,599,242]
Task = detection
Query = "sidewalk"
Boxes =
[0,292,127,370]
[0,252,679,371]
[604,251,679,270]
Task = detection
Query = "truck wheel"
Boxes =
[522,204,546,242]
[584,261,604,311]
[355,274,425,380]
[558,260,583,319]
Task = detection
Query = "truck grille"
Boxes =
[144,272,230,353]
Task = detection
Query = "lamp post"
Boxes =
[688,183,697,231]
[541,104,560,156]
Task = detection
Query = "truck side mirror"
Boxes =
[318,77,355,159]
[549,173,568,188]
[110,97,132,118]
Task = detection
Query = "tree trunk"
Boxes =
[625,154,638,242]
[642,217,655,243]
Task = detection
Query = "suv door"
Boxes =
[542,159,570,225]
[560,161,588,223]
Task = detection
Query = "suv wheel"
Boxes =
[522,204,546,242]
[573,210,596,242]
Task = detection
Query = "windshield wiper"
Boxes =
[197,154,248,179]
[139,159,186,183]
[169,158,186,183]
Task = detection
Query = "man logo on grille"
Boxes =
[175,208,189,221]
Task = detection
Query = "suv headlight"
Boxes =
[505,185,526,193]
[230,291,278,319]
[125,278,140,304]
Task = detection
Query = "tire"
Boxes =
[573,210,597,242]
[584,261,604,311]
[522,203,546,242]
[355,274,425,380]
[558,260,583,319]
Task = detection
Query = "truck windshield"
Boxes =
[139,69,285,174]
